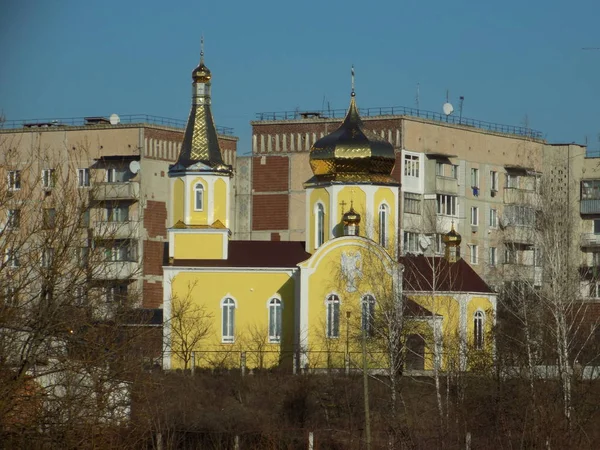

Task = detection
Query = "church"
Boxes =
[162,51,496,373]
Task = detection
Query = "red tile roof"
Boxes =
[400,255,493,294]
[172,240,311,268]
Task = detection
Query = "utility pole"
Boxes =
[362,327,371,450]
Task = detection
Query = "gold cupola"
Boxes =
[342,201,361,236]
[307,85,396,185]
[443,222,462,263]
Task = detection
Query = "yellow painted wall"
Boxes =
[174,233,224,259]
[169,270,296,370]
[214,178,227,225]
[308,188,330,253]
[188,177,208,225]
[373,187,397,253]
[172,178,184,225]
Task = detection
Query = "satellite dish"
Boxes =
[109,113,120,125]
[129,160,140,174]
[442,102,454,116]
[419,235,431,250]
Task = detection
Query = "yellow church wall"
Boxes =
[373,187,397,253]
[188,177,208,225]
[173,233,224,259]
[173,178,184,225]
[213,178,227,225]
[169,270,296,370]
[308,188,330,253]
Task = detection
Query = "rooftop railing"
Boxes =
[255,105,543,140]
[1,114,235,136]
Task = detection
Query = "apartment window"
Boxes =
[78,168,90,187]
[5,249,19,268]
[378,204,388,247]
[268,298,282,343]
[78,247,89,268]
[105,284,127,303]
[436,162,444,176]
[590,282,600,298]
[326,294,340,338]
[450,165,459,179]
[489,247,497,266]
[469,244,478,265]
[42,169,56,189]
[403,231,419,254]
[105,242,135,262]
[434,233,444,254]
[489,209,498,228]
[8,170,21,191]
[4,287,17,307]
[470,207,479,226]
[534,248,543,267]
[582,180,600,200]
[7,209,20,229]
[42,248,54,268]
[106,204,128,222]
[474,311,484,350]
[106,167,127,183]
[404,193,421,214]
[471,168,479,188]
[490,171,499,191]
[75,286,87,306]
[194,183,204,211]
[361,294,376,337]
[404,154,420,178]
[316,203,325,248]
[507,173,519,188]
[505,246,517,264]
[222,297,236,343]
[79,208,90,228]
[594,219,600,234]
[43,208,56,229]
[436,194,458,217]
[505,205,535,227]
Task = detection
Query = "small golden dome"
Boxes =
[308,94,396,184]
[192,61,211,83]
[342,206,361,226]
[442,223,462,246]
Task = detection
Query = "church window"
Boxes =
[222,297,236,343]
[473,311,484,350]
[268,297,282,343]
[316,203,325,248]
[194,183,204,211]
[326,294,340,338]
[361,294,376,337]
[378,204,389,247]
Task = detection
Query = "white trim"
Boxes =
[267,296,283,344]
[325,293,342,339]
[194,182,205,212]
[314,201,326,249]
[163,266,298,275]
[265,293,283,308]
[220,295,237,344]
[378,201,390,247]
[162,274,174,369]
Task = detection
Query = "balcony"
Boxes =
[503,187,537,205]
[93,261,137,280]
[90,182,139,202]
[580,199,600,215]
[435,176,458,195]
[94,221,138,240]
[502,263,542,286]
[580,233,600,248]
[502,226,535,246]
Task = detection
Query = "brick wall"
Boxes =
[142,280,163,309]
[143,240,164,276]
[252,194,289,230]
[252,156,289,192]
[144,200,167,238]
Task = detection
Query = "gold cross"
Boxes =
[340,200,347,213]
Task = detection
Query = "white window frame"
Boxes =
[7,209,20,229]
[325,294,340,339]
[436,194,458,217]
[470,206,479,226]
[435,162,444,176]
[315,202,325,249]
[489,208,498,228]
[221,297,236,343]
[404,153,420,178]
[78,168,90,188]
[490,171,498,191]
[474,310,485,350]
[378,203,389,247]
[489,247,497,266]
[507,173,519,188]
[267,297,283,343]
[8,170,21,191]
[450,165,459,179]
[361,294,376,337]
[194,183,204,211]
[106,204,128,223]
[469,244,478,265]
[470,168,479,188]
[5,249,19,268]
[42,168,56,189]
[403,231,420,254]
[42,248,54,268]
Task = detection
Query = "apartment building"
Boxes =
[0,115,237,309]
[236,104,586,288]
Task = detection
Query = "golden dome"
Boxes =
[308,94,396,184]
[342,205,361,226]
[442,223,462,246]
[192,61,211,83]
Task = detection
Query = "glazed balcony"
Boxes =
[90,181,139,202]
[580,233,600,248]
[503,187,537,206]
[580,200,600,215]
[93,261,137,280]
[94,221,138,240]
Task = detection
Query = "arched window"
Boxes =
[326,294,340,338]
[361,295,376,337]
[268,298,282,343]
[194,183,204,211]
[316,203,325,248]
[378,204,388,247]
[473,310,484,349]
[221,297,236,343]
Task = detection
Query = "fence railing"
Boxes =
[255,106,543,139]
[1,114,235,136]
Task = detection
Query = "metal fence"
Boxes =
[255,105,543,140]
[1,114,235,136]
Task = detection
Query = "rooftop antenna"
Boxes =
[351,65,355,97]
[442,89,454,122]
[458,96,465,124]
[416,83,420,112]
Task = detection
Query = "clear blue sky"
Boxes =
[1,0,600,155]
